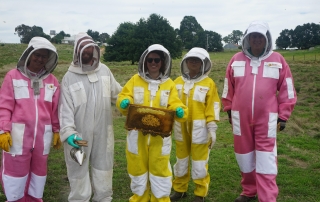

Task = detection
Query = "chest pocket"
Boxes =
[134,87,144,104]
[13,79,30,99]
[232,61,246,77]
[193,85,209,103]
[44,83,57,102]
[160,90,170,107]
[263,62,282,79]
[176,84,183,99]
[69,82,87,107]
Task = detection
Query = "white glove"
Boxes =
[207,121,218,150]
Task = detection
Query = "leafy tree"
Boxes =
[144,13,182,59]
[87,29,100,42]
[51,31,70,44]
[191,30,223,52]
[104,22,137,63]
[179,16,204,49]
[222,30,243,45]
[104,13,182,64]
[207,31,223,52]
[99,33,110,44]
[291,23,320,49]
[15,24,50,44]
[175,28,180,37]
[275,29,292,49]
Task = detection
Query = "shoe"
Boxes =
[170,191,187,201]
[234,195,257,202]
[192,196,205,202]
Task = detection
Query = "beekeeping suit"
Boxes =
[173,47,220,198]
[59,33,122,202]
[116,44,188,202]
[221,21,297,202]
[0,37,59,201]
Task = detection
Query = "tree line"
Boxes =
[275,23,320,50]
[14,24,110,45]
[14,14,320,63]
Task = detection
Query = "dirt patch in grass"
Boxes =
[279,154,309,169]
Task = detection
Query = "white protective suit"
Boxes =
[59,33,122,202]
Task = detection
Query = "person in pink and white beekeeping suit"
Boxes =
[221,21,297,202]
[0,36,61,202]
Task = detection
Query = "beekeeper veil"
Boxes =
[180,47,212,81]
[16,37,58,95]
[138,44,172,82]
[242,21,273,59]
[72,32,100,73]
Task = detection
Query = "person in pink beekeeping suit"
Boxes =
[221,21,297,202]
[0,37,61,201]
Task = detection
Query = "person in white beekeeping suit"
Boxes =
[59,32,122,202]
[170,47,220,202]
[221,21,297,202]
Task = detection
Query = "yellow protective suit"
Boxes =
[172,47,220,198]
[116,44,187,202]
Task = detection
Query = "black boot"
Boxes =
[234,195,257,202]
[192,195,205,202]
[170,191,187,201]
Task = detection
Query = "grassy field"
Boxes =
[0,43,319,201]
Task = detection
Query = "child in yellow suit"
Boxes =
[170,48,220,202]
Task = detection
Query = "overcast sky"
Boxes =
[1,0,319,48]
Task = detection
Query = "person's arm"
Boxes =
[116,75,135,115]
[0,72,15,133]
[107,67,123,105]
[51,78,60,133]
[277,59,297,122]
[51,78,61,149]
[0,72,15,152]
[167,81,188,122]
[221,57,236,124]
[58,77,78,142]
[205,79,221,123]
[221,57,235,112]
[204,79,220,149]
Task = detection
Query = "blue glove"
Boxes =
[176,107,184,118]
[67,134,82,149]
[120,99,130,109]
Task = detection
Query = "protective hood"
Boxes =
[17,36,58,79]
[242,21,273,59]
[138,44,172,82]
[70,32,100,74]
[180,47,211,81]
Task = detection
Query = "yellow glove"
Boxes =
[0,132,13,152]
[53,132,62,150]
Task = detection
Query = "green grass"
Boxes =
[0,44,320,201]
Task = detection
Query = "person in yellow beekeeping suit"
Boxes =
[116,44,188,202]
[170,47,220,202]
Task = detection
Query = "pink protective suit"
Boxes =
[221,21,297,202]
[0,37,60,202]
